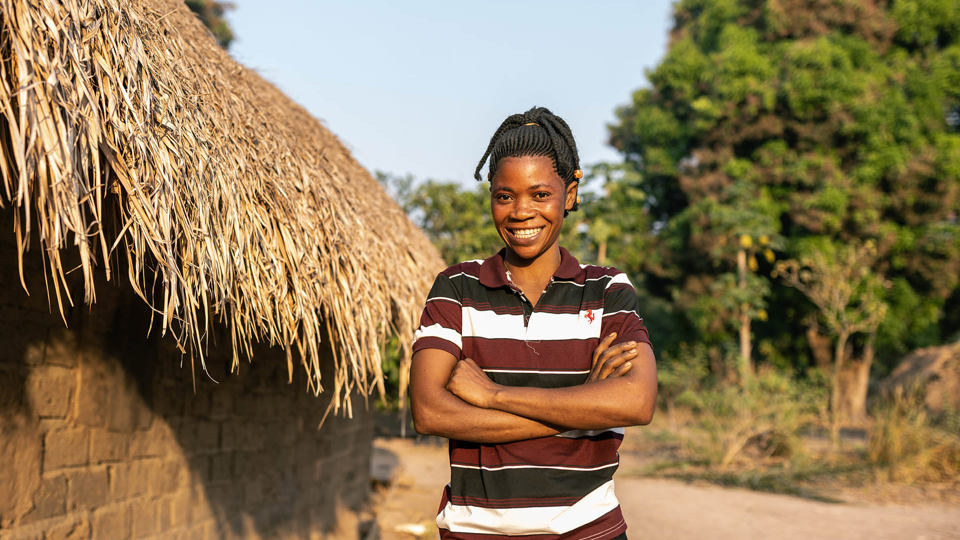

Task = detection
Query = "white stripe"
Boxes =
[550,275,615,288]
[556,427,626,438]
[413,323,462,349]
[426,296,461,306]
[462,307,526,339]
[437,480,620,535]
[483,369,589,375]
[451,462,618,472]
[601,309,635,318]
[604,273,633,289]
[527,310,603,340]
[462,307,603,341]
[447,271,481,281]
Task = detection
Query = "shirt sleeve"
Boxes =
[412,273,463,359]
[600,272,652,349]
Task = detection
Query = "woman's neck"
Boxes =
[503,247,561,303]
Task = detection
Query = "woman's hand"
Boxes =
[446,358,501,409]
[587,332,639,382]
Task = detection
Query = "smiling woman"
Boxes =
[408,106,658,540]
[489,155,577,305]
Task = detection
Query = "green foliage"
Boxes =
[656,344,709,411]
[675,369,825,468]
[609,0,960,373]
[185,0,235,49]
[377,172,502,265]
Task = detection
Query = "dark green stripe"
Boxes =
[450,464,617,502]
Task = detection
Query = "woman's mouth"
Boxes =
[509,227,544,240]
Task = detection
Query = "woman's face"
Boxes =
[489,155,577,266]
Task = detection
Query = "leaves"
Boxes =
[609,0,960,370]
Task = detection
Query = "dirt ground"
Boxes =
[371,436,960,540]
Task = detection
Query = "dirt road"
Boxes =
[372,437,960,540]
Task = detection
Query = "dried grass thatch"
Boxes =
[0,0,443,416]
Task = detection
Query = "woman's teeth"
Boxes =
[511,228,542,240]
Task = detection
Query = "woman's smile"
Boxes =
[508,226,544,241]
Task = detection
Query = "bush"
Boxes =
[868,388,960,482]
[676,368,825,468]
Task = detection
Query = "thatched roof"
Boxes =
[0,0,443,415]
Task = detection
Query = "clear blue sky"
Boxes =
[226,1,674,185]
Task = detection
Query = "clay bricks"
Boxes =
[130,498,160,538]
[25,365,75,418]
[89,429,130,463]
[43,514,89,540]
[43,428,90,472]
[91,504,131,540]
[28,474,67,523]
[66,467,109,511]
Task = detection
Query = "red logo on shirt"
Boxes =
[584,309,595,324]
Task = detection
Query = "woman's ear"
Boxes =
[565,181,579,211]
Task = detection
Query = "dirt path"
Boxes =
[372,437,960,540]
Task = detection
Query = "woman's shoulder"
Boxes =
[578,261,629,280]
[435,256,489,280]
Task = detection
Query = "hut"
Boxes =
[0,0,442,538]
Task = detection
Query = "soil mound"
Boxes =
[878,342,960,414]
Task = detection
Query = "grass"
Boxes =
[619,403,960,505]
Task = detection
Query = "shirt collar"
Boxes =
[477,247,584,288]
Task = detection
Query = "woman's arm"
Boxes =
[447,342,657,430]
[413,335,651,441]
[410,348,562,443]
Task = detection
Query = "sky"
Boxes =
[226,1,675,185]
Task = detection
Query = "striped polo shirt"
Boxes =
[413,247,651,540]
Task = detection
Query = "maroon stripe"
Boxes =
[600,313,650,348]
[420,299,462,332]
[440,261,483,278]
[605,282,633,293]
[450,433,621,468]
[533,304,598,314]
[413,337,461,359]
[585,266,623,279]
[462,299,524,314]
[465,338,596,371]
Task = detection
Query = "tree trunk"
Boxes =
[805,322,833,368]
[830,331,850,445]
[597,240,607,266]
[836,336,873,427]
[737,247,752,383]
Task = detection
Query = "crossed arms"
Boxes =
[410,333,657,444]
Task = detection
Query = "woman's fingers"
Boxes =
[596,344,638,380]
[591,332,618,368]
[589,338,638,381]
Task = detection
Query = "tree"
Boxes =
[775,241,888,440]
[377,173,503,264]
[186,0,235,49]
[609,0,960,377]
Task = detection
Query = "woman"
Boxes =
[410,106,657,540]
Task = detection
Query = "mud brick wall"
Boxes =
[0,220,376,540]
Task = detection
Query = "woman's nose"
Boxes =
[510,197,535,219]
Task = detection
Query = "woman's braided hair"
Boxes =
[474,106,582,213]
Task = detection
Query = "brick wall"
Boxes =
[0,215,376,539]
